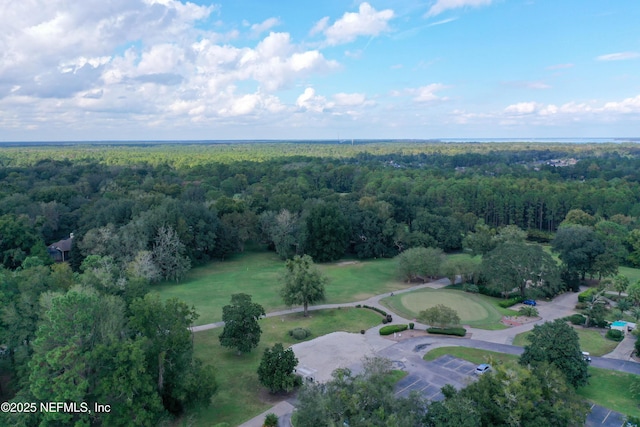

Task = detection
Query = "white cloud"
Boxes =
[504,102,541,115]
[324,2,394,46]
[427,17,459,27]
[296,88,328,112]
[250,17,281,37]
[310,16,330,36]
[596,52,640,61]
[603,94,640,113]
[426,0,493,17]
[399,83,449,102]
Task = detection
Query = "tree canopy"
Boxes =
[281,255,328,317]
[519,319,589,388]
[219,293,265,354]
[481,241,561,298]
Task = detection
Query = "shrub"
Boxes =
[590,318,609,328]
[360,329,365,334]
[355,304,361,308]
[606,329,624,342]
[382,317,388,324]
[567,314,586,325]
[409,322,414,330]
[518,306,539,317]
[574,302,588,310]
[498,296,524,308]
[386,314,393,323]
[289,328,311,340]
[578,288,598,303]
[264,413,279,427]
[362,304,387,316]
[427,327,467,337]
[463,283,479,293]
[379,324,409,336]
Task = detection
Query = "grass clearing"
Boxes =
[578,368,640,417]
[423,346,518,365]
[511,327,620,356]
[380,288,515,330]
[190,307,381,426]
[154,251,404,325]
[619,266,640,285]
[423,346,640,417]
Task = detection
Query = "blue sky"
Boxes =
[1,0,639,141]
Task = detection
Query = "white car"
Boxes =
[475,364,491,374]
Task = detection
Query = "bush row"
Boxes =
[498,296,524,308]
[358,304,388,317]
[427,327,467,337]
[379,324,408,335]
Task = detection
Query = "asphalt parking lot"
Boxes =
[394,354,477,400]
[392,355,627,426]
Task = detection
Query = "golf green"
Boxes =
[381,289,505,328]
[399,291,489,322]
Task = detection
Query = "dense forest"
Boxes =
[2,141,640,425]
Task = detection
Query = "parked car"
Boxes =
[475,364,491,374]
[523,299,537,306]
[582,351,591,362]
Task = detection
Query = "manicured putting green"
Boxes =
[381,289,504,328]
[399,292,489,322]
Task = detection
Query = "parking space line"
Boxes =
[601,409,611,424]
[395,379,423,396]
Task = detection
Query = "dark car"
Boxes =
[523,299,537,306]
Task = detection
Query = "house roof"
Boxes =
[49,237,73,252]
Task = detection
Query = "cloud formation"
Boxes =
[596,52,640,61]
[323,2,394,46]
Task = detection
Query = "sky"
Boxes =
[1,0,639,141]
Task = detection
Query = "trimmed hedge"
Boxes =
[606,329,624,342]
[409,322,414,330]
[427,327,467,337]
[362,304,387,317]
[288,328,311,340]
[498,296,524,308]
[578,288,598,303]
[379,324,409,336]
[567,314,586,325]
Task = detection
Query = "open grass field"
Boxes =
[511,327,620,356]
[578,368,640,418]
[423,346,518,365]
[380,288,516,329]
[423,346,640,418]
[154,250,402,325]
[619,266,640,285]
[189,307,382,426]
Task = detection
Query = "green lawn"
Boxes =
[619,266,640,285]
[380,288,516,329]
[189,307,382,426]
[423,346,640,418]
[154,251,403,325]
[578,368,640,418]
[512,327,620,356]
[423,346,518,365]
